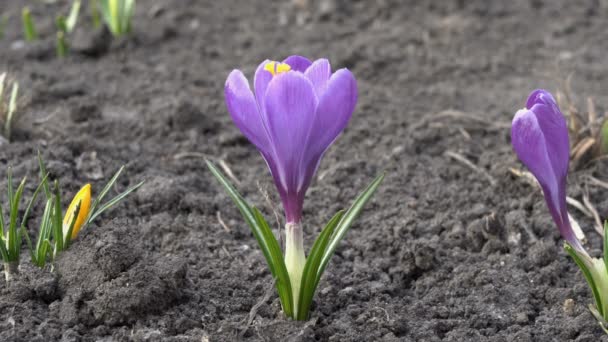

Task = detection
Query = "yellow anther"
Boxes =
[63,184,92,240]
[264,61,291,76]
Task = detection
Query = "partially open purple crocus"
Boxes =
[224,55,357,224]
[511,89,585,252]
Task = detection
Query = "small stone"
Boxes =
[338,286,355,300]
[563,298,576,316]
[414,244,434,271]
[514,312,528,324]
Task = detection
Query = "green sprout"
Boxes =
[56,0,81,57]
[23,153,144,268]
[0,169,46,282]
[99,0,136,37]
[0,73,19,142]
[207,161,384,320]
[600,120,608,155]
[563,223,608,334]
[90,0,102,29]
[0,15,7,40]
[21,7,38,41]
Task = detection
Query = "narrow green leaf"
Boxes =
[87,180,144,224]
[8,177,26,259]
[604,221,608,276]
[56,31,68,58]
[0,15,7,40]
[37,151,52,199]
[0,203,5,241]
[17,172,48,263]
[123,0,135,33]
[315,173,384,287]
[66,0,81,33]
[0,207,9,261]
[0,73,5,101]
[20,173,49,230]
[22,7,38,41]
[56,15,67,33]
[33,199,54,267]
[565,243,603,317]
[52,181,63,252]
[90,0,101,28]
[7,168,14,212]
[86,166,124,222]
[5,82,18,141]
[21,222,34,264]
[98,0,114,35]
[0,238,8,262]
[206,160,294,317]
[252,207,294,317]
[37,239,52,268]
[98,0,134,37]
[589,304,608,334]
[297,210,344,320]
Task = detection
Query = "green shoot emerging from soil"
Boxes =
[207,161,384,320]
[21,7,38,41]
[0,73,19,141]
[0,169,46,282]
[23,153,144,268]
[99,0,135,37]
[55,0,82,57]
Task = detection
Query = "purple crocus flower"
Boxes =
[511,89,585,252]
[224,55,357,224]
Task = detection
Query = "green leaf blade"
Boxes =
[206,160,294,317]
[252,207,294,317]
[52,181,64,252]
[565,243,603,317]
[316,173,384,288]
[87,180,144,224]
[604,221,608,276]
[296,210,344,320]
[66,0,81,33]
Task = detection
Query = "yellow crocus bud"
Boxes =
[63,184,92,240]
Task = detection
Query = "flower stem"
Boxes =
[3,261,18,282]
[285,221,306,314]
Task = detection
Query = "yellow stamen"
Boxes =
[264,61,291,76]
[63,184,92,240]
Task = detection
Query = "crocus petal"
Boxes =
[225,69,270,152]
[304,59,331,97]
[512,107,583,252]
[254,59,272,112]
[63,184,92,240]
[307,68,357,159]
[263,72,318,222]
[283,55,312,72]
[223,58,357,225]
[526,89,556,110]
[529,102,570,185]
[294,69,357,205]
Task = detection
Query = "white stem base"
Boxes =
[285,221,306,313]
[3,262,18,282]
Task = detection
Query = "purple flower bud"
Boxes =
[225,56,357,223]
[511,89,584,252]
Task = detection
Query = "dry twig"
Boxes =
[445,150,496,186]
[239,279,277,338]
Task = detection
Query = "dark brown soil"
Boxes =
[1,0,608,341]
